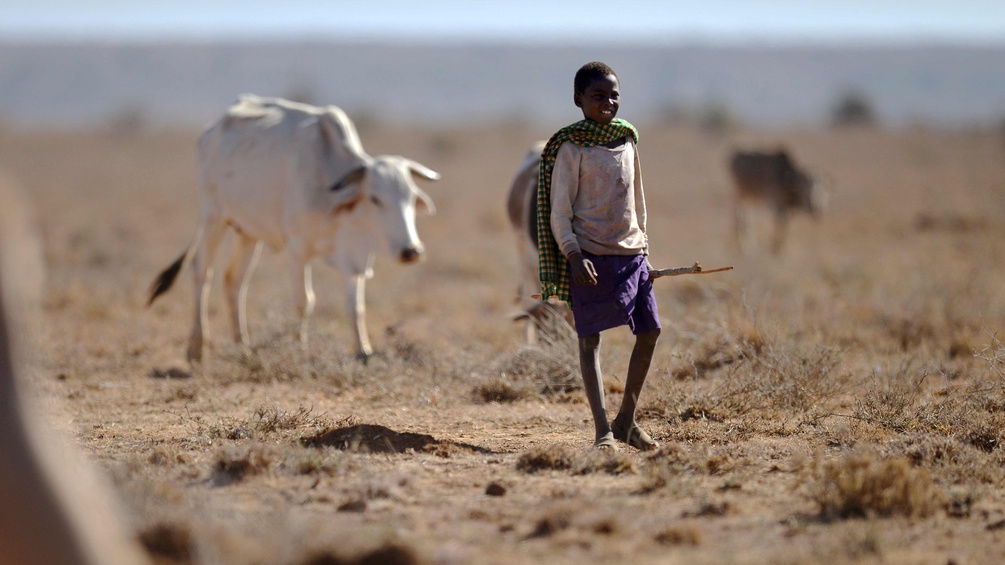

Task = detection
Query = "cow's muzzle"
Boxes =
[399,246,424,263]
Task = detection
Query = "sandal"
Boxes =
[612,419,659,451]
[593,432,618,451]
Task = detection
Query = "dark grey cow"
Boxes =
[730,149,824,254]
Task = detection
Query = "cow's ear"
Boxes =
[405,160,441,182]
[330,166,366,192]
[413,186,436,215]
[332,191,363,214]
[331,166,366,214]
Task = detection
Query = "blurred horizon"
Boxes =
[2,2,1004,130]
[3,1,1005,46]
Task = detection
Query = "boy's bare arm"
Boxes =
[568,251,598,286]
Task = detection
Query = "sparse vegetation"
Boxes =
[813,452,948,519]
[5,120,1005,563]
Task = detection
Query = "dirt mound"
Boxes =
[303,424,492,456]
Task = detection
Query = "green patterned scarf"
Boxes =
[536,118,639,303]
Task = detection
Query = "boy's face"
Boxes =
[575,73,620,125]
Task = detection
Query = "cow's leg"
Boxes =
[771,210,789,254]
[735,196,751,253]
[287,252,315,348]
[346,274,372,359]
[223,232,263,346]
[733,198,749,254]
[187,218,228,363]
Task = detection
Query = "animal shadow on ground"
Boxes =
[302,423,494,457]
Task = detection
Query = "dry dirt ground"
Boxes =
[2,118,1005,565]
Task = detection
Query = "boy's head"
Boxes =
[573,61,620,125]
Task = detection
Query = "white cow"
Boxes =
[148,95,438,361]
[0,176,151,565]
[505,141,574,344]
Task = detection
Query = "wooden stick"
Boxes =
[649,262,733,279]
[531,261,733,298]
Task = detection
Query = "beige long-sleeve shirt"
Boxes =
[549,138,648,258]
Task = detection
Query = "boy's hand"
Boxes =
[568,251,598,286]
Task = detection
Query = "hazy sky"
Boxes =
[3,0,1005,44]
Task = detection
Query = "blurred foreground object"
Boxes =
[0,175,151,565]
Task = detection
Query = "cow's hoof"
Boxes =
[355,351,372,364]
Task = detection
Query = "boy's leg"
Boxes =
[578,332,614,446]
[613,328,660,450]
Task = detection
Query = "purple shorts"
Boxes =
[568,251,662,337]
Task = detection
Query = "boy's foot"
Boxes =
[593,432,618,451]
[612,419,658,451]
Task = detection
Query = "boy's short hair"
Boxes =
[574,62,618,95]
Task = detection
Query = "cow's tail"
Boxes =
[146,250,187,307]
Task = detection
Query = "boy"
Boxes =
[536,61,661,451]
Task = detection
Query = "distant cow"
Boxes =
[148,95,438,361]
[730,149,824,254]
[505,141,574,344]
[0,176,150,565]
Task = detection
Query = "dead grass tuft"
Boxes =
[813,452,948,519]
[472,376,536,403]
[139,521,193,562]
[212,443,278,485]
[515,444,638,476]
[208,337,353,387]
[574,450,639,475]
[670,321,766,380]
[301,543,423,565]
[852,361,924,433]
[516,444,576,473]
[497,342,581,397]
[206,404,337,442]
[526,510,573,539]
[640,444,745,493]
[680,343,843,424]
[655,525,702,546]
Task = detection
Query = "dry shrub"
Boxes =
[495,320,581,396]
[685,343,843,421]
[889,434,1005,485]
[670,320,766,379]
[252,404,334,436]
[208,404,337,441]
[976,332,1005,382]
[853,361,924,432]
[640,444,743,493]
[916,394,1005,452]
[881,315,936,351]
[857,354,1005,447]
[211,337,352,386]
[813,452,947,519]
